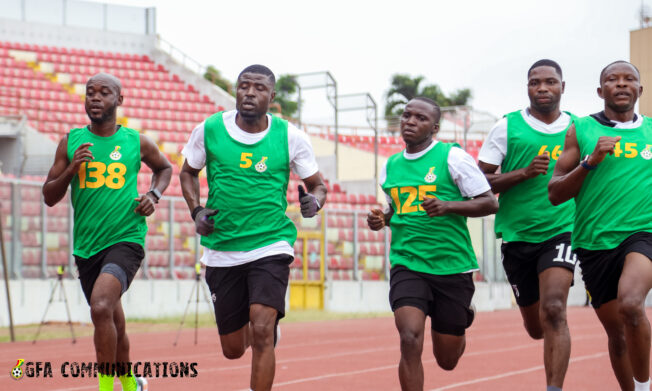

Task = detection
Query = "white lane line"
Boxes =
[429,352,608,391]
[273,363,398,388]
[266,333,605,388]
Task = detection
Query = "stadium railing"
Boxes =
[0,177,506,284]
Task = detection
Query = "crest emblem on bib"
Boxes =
[255,156,268,173]
[424,166,436,183]
[641,145,652,160]
[110,146,122,161]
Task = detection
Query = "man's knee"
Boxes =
[251,320,275,351]
[435,352,461,371]
[90,300,114,323]
[399,329,423,357]
[523,318,544,339]
[222,344,246,360]
[618,295,647,328]
[540,297,568,330]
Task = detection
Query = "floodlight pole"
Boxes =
[337,93,379,191]
[293,71,339,178]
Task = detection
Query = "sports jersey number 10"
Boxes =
[390,185,437,214]
[77,162,127,189]
[553,243,577,265]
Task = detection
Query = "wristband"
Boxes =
[147,188,162,203]
[191,205,205,220]
[580,155,597,171]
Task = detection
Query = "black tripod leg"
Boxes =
[58,279,76,343]
[173,281,197,346]
[32,280,59,343]
[194,279,200,345]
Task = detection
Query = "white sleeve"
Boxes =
[288,123,319,179]
[448,146,491,198]
[181,122,206,169]
[478,117,508,166]
[379,161,392,204]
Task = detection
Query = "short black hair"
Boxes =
[413,96,441,122]
[238,64,276,85]
[528,59,563,79]
[599,60,640,83]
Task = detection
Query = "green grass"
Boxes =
[0,310,392,343]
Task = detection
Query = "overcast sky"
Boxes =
[96,0,646,127]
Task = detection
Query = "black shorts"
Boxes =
[205,254,293,335]
[502,232,576,307]
[576,232,652,309]
[389,265,475,336]
[74,242,144,305]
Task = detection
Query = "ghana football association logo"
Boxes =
[641,145,652,160]
[11,359,25,380]
[110,146,122,160]
[255,156,268,173]
[424,166,437,183]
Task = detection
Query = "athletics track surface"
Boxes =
[2,307,649,390]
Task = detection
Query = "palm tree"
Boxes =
[384,73,472,117]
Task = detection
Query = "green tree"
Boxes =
[384,73,472,117]
[270,74,299,118]
[204,65,234,96]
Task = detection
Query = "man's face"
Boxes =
[599,63,642,113]
[84,77,121,124]
[527,66,564,114]
[399,100,439,146]
[236,72,275,120]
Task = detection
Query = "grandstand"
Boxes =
[0,1,528,325]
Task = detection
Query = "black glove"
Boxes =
[192,206,219,236]
[298,185,320,218]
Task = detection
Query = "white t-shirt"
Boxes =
[609,113,643,129]
[379,140,491,205]
[181,110,319,267]
[478,109,571,166]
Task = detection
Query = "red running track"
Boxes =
[1,307,649,390]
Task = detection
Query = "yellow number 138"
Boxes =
[78,162,127,189]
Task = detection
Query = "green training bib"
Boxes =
[67,126,146,258]
[382,142,478,275]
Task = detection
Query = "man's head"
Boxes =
[399,97,440,146]
[236,64,276,120]
[598,61,643,113]
[527,59,564,114]
[85,73,123,124]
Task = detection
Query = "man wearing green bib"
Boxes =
[43,73,172,391]
[179,65,326,391]
[478,59,576,391]
[550,61,652,391]
[367,97,497,391]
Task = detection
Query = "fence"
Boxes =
[0,177,506,284]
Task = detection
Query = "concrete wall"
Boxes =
[0,17,156,55]
[631,27,652,116]
[0,278,214,326]
[0,277,595,327]
[309,135,386,200]
[1,264,646,327]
